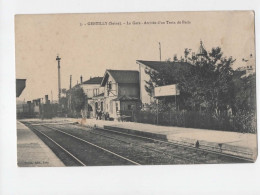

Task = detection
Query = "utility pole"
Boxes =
[156,99,159,125]
[70,75,72,89]
[51,90,53,103]
[159,42,161,61]
[56,55,61,104]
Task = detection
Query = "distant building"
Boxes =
[68,76,103,118]
[236,54,255,77]
[100,70,140,120]
[196,40,208,62]
[80,76,104,98]
[81,76,104,118]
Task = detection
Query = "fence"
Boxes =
[132,110,256,134]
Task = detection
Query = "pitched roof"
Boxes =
[136,60,193,72]
[101,70,139,86]
[82,77,103,85]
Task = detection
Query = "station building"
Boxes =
[236,54,256,77]
[100,69,140,120]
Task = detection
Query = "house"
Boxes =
[100,69,140,120]
[80,76,104,98]
[68,76,103,118]
[80,76,104,118]
[136,60,192,109]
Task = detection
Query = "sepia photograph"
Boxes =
[15,11,257,167]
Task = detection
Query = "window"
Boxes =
[107,81,112,96]
[93,88,99,96]
[108,81,112,90]
[116,103,119,112]
[128,105,132,110]
[101,102,103,111]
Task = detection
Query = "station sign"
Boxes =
[154,84,180,97]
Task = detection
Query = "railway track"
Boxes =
[48,124,197,164]
[24,122,195,165]
[22,121,252,165]
[42,124,192,165]
[25,122,140,166]
[49,123,252,164]
[30,125,87,166]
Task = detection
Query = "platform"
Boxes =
[71,118,258,161]
[17,121,65,167]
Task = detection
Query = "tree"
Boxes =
[61,88,67,95]
[184,48,191,62]
[70,86,86,113]
[144,46,256,133]
[180,47,235,113]
[173,54,178,62]
[145,46,235,114]
[144,59,192,111]
[232,73,256,113]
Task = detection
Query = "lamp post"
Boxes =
[56,55,61,104]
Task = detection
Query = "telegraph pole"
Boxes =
[159,42,161,61]
[56,55,61,104]
[51,90,53,103]
[70,75,72,89]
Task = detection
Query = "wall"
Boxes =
[104,75,118,98]
[102,97,118,119]
[139,63,154,107]
[120,101,138,111]
[118,83,139,97]
[80,83,101,98]
[103,75,118,118]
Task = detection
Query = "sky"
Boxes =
[15,11,255,102]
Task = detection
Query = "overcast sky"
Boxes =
[15,11,255,102]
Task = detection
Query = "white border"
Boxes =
[0,0,259,194]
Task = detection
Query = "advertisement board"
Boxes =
[154,84,180,97]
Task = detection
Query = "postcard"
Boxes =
[15,11,257,167]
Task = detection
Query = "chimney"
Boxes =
[70,75,72,89]
[80,75,83,84]
[45,95,48,102]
